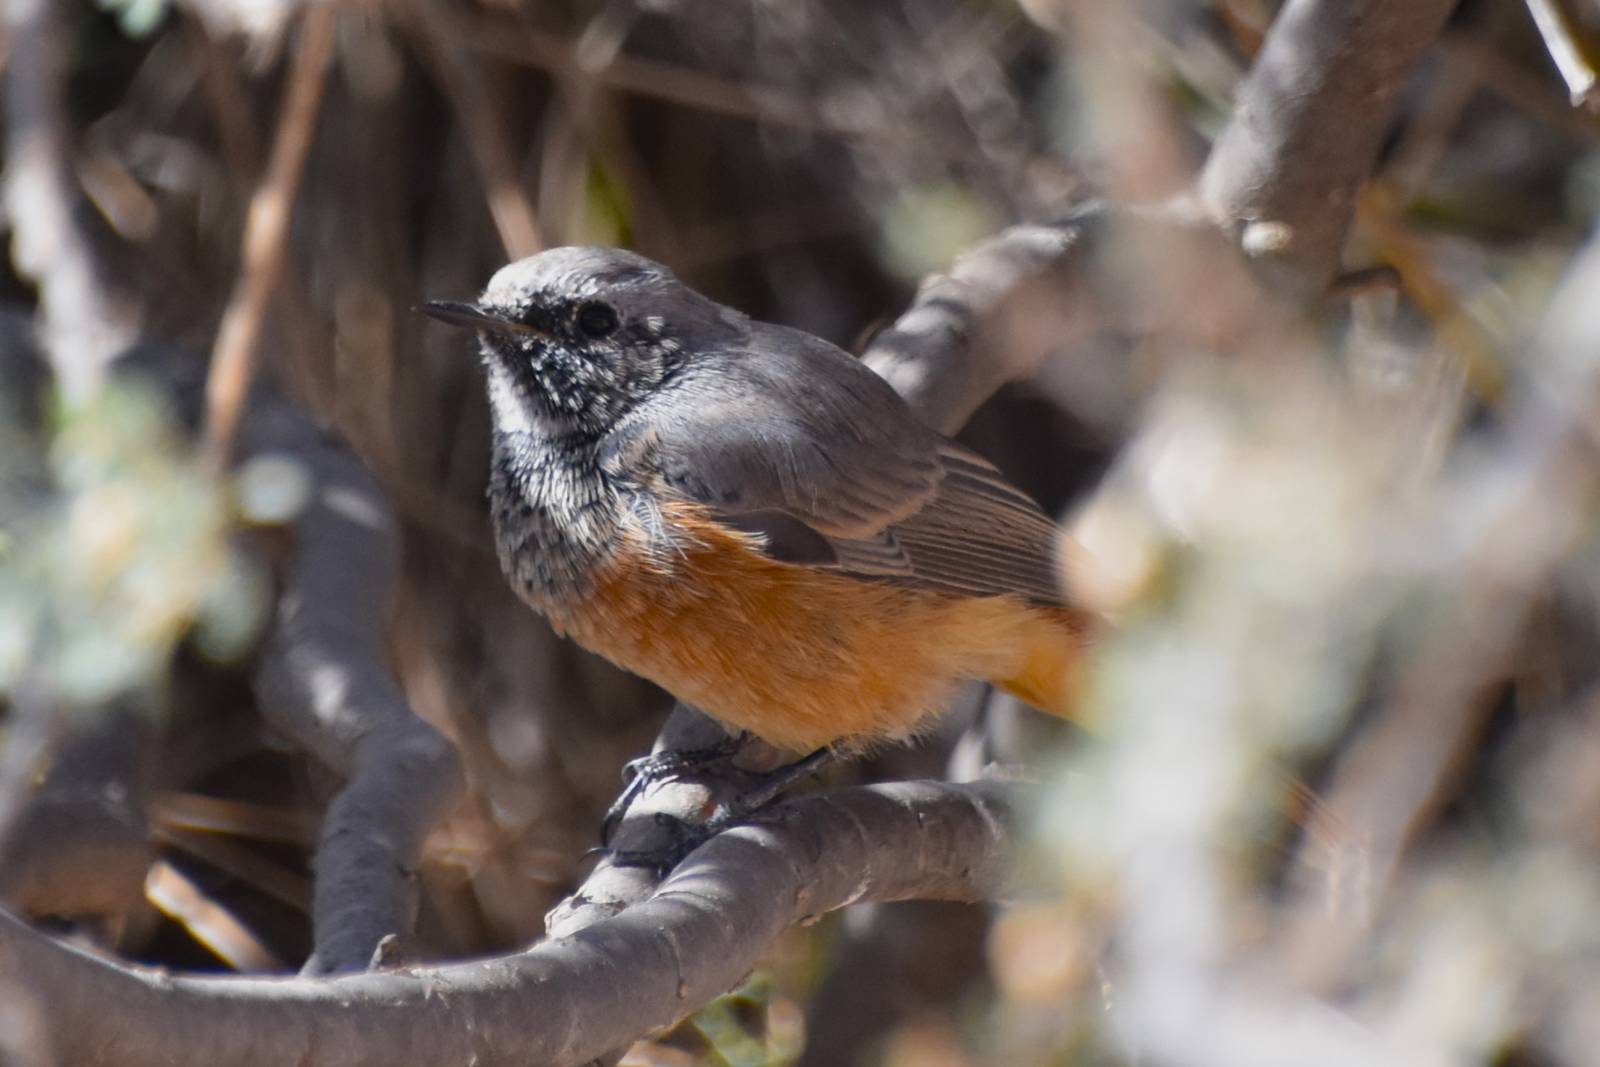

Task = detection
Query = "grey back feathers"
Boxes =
[467,246,1068,608]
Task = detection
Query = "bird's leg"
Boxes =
[602,746,836,872]
[599,732,750,845]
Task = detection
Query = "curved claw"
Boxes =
[599,735,751,845]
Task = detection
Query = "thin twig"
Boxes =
[145,860,288,973]
[184,15,261,193]
[1524,0,1600,110]
[1354,185,1505,404]
[543,0,679,252]
[202,8,335,470]
[151,824,312,914]
[1441,32,1600,143]
[435,8,899,146]
[188,14,341,431]
[407,1,544,259]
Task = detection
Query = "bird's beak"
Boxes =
[418,300,502,330]
[418,300,547,338]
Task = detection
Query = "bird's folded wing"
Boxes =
[601,327,945,539]
[883,443,1066,605]
[682,439,1066,607]
[601,330,1066,606]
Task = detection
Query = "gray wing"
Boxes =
[601,324,1066,605]
[888,443,1066,605]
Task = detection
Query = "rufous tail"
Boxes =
[991,608,1084,718]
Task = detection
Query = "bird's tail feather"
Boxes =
[991,607,1084,719]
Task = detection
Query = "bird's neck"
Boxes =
[488,425,624,611]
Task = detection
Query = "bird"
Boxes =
[422,246,1087,762]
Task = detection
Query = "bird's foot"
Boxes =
[597,747,837,873]
[600,733,749,845]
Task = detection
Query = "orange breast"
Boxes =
[544,503,1084,752]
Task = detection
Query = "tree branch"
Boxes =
[1198,0,1459,296]
[0,707,153,936]
[863,215,1101,435]
[249,419,465,975]
[2,0,133,404]
[0,780,1017,1067]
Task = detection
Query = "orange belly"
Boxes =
[544,505,1084,752]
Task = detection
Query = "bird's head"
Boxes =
[423,246,732,436]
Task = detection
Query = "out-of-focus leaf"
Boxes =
[0,380,255,710]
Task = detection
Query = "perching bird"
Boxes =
[423,246,1086,757]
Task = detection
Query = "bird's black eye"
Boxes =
[575,301,619,338]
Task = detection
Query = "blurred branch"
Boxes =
[542,1,681,251]
[202,9,335,469]
[436,7,906,147]
[1441,31,1600,143]
[250,419,464,975]
[1524,0,1600,110]
[185,16,262,190]
[186,16,341,430]
[1,0,133,404]
[1198,0,1458,296]
[0,709,153,939]
[0,780,1016,1066]
[0,685,61,866]
[407,2,544,259]
[863,216,1099,435]
[1286,219,1600,981]
[145,859,289,973]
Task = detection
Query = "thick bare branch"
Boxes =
[0,708,152,933]
[1199,0,1459,295]
[249,420,464,975]
[863,217,1099,435]
[0,780,1016,1067]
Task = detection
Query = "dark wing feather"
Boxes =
[603,324,1065,605]
[608,401,941,543]
[603,323,945,542]
[862,443,1066,605]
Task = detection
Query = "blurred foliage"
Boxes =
[95,0,171,39]
[0,379,264,713]
[879,182,1001,280]
[685,975,806,1067]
